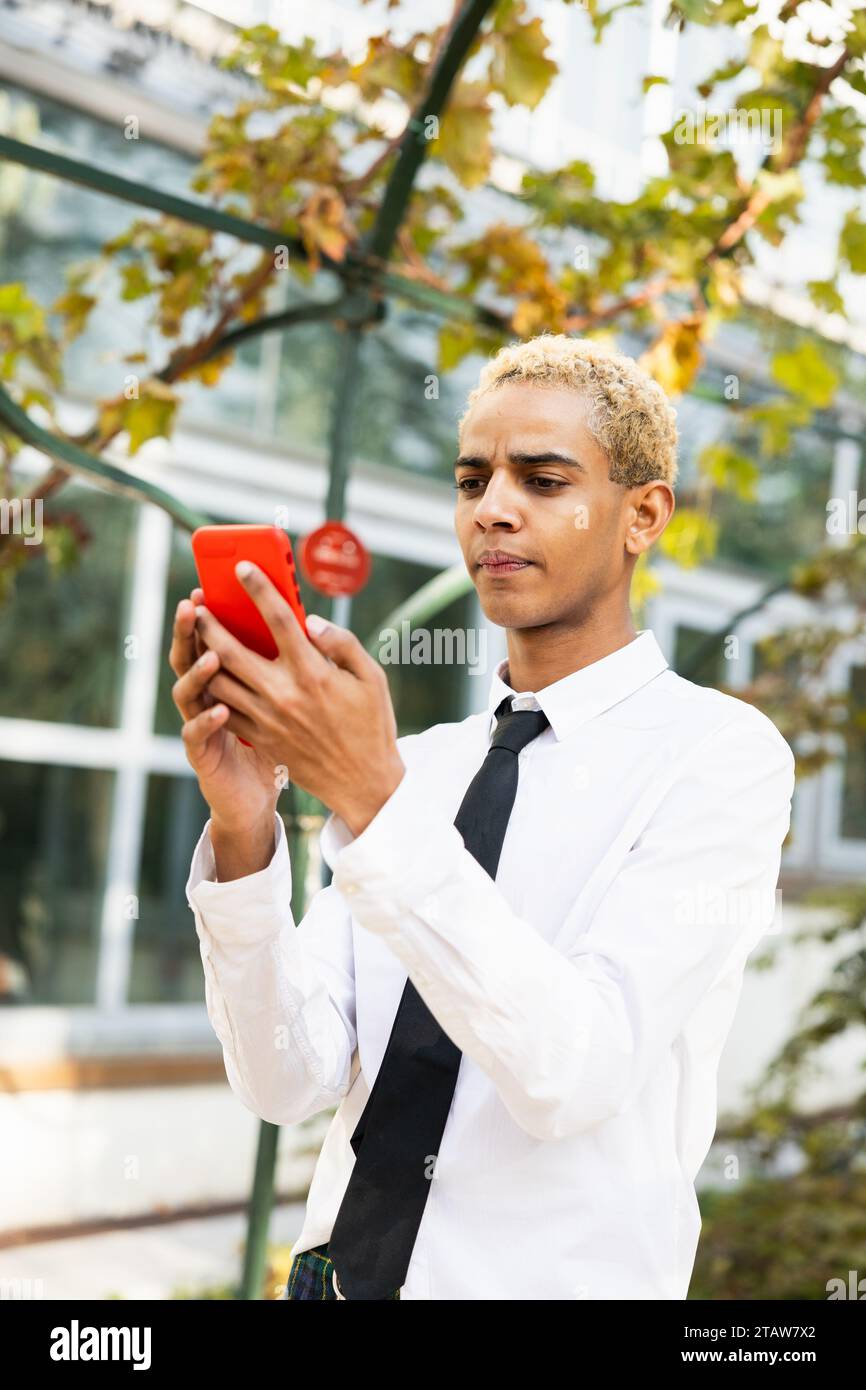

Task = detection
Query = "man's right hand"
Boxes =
[169,588,281,877]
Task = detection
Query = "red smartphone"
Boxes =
[191,524,312,745]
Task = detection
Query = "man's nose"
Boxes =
[472,472,522,526]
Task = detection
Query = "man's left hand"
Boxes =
[194,560,405,837]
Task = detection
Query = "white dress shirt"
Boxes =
[185,628,795,1300]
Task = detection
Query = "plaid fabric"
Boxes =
[284,1243,400,1300]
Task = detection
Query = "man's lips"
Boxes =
[477,554,534,574]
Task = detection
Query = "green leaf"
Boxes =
[519,159,595,226]
[52,290,97,343]
[437,320,483,372]
[19,386,53,412]
[817,107,866,189]
[840,211,866,274]
[822,149,866,189]
[770,341,839,409]
[671,0,719,20]
[0,427,22,458]
[657,509,719,568]
[298,188,351,264]
[845,69,866,99]
[349,35,423,103]
[639,320,703,397]
[845,8,866,59]
[0,283,47,340]
[489,9,557,109]
[670,0,757,23]
[119,264,154,302]
[181,350,236,388]
[434,84,493,188]
[745,397,812,455]
[697,443,760,500]
[806,280,845,316]
[112,380,179,455]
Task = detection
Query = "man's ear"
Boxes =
[624,481,675,557]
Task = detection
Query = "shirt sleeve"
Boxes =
[328,709,796,1142]
[186,811,356,1127]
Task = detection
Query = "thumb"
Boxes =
[305,613,369,678]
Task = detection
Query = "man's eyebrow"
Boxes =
[453,450,586,473]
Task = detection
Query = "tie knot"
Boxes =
[490,696,550,754]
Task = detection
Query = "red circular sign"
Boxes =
[300,521,371,597]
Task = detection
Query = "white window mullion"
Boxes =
[95,504,173,1011]
[827,422,862,550]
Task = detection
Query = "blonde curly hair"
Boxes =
[459,333,679,487]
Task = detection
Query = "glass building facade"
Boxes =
[0,25,865,1034]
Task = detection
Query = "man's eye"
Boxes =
[453,477,567,492]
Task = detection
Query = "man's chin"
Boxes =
[475,594,547,628]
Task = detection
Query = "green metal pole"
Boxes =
[0,381,212,530]
[238,1120,280,1300]
[238,784,313,1299]
[323,324,366,538]
[0,134,506,329]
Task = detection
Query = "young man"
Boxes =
[173,333,795,1301]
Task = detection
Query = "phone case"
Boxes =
[191,524,311,747]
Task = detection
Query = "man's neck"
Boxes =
[503,616,639,694]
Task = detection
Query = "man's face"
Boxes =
[454,381,637,630]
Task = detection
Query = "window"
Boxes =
[711,424,834,579]
[0,485,135,727]
[0,761,113,1006]
[672,623,724,688]
[129,772,211,1005]
[154,523,208,738]
[841,664,866,841]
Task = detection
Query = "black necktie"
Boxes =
[326,695,551,1299]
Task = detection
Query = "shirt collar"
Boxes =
[485,629,669,742]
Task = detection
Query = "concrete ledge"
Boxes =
[0,1054,227,1092]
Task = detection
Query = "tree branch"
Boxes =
[365,0,498,266]
[0,382,211,532]
[706,47,850,263]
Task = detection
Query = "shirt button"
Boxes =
[342,881,359,895]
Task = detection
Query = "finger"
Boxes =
[192,637,217,713]
[172,648,221,721]
[235,561,316,668]
[206,668,266,723]
[189,589,206,659]
[194,603,270,687]
[221,704,260,746]
[192,623,213,676]
[304,614,380,682]
[169,597,200,678]
[181,702,230,759]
